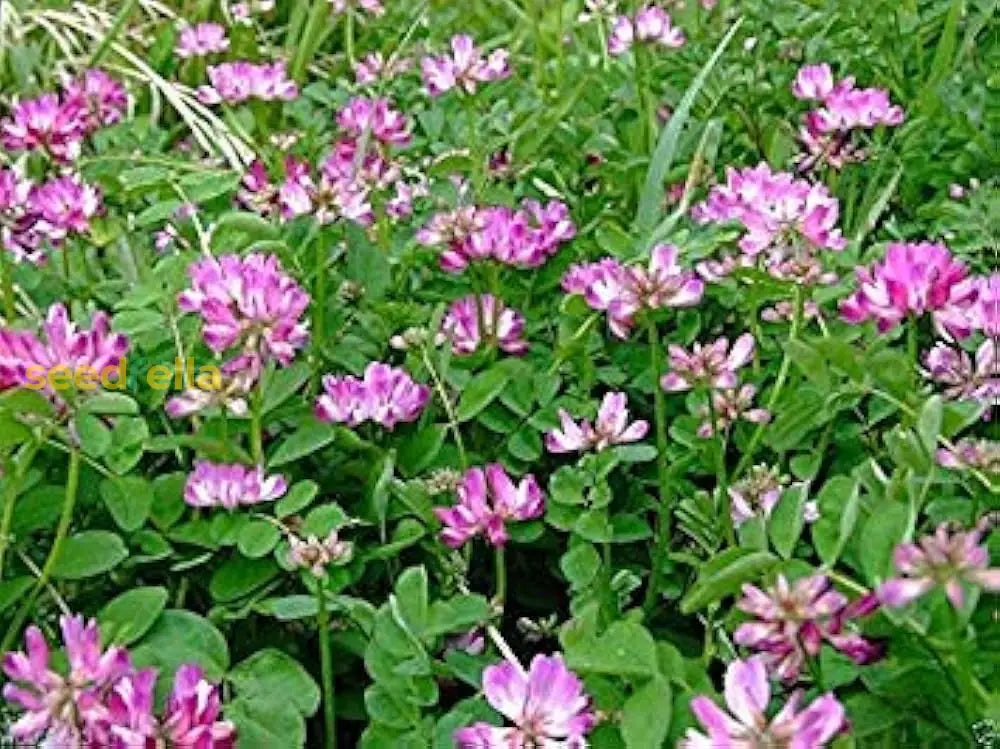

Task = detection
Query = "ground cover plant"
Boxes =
[0,0,997,746]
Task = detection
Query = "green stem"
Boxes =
[316,582,337,749]
[421,349,468,469]
[291,0,332,83]
[1,249,15,322]
[250,390,264,465]
[88,0,138,66]
[706,389,733,545]
[344,7,355,69]
[0,441,42,579]
[312,233,328,395]
[494,546,507,608]
[2,448,80,654]
[642,319,672,614]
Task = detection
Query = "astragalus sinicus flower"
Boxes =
[938,439,1000,475]
[314,361,430,430]
[695,384,771,437]
[660,333,755,392]
[441,294,528,355]
[288,530,354,576]
[421,34,510,96]
[922,340,999,415]
[682,656,846,748]
[878,524,1000,610]
[728,464,788,528]
[197,61,298,104]
[434,464,544,548]
[175,22,230,58]
[608,5,685,56]
[183,461,288,510]
[546,391,649,453]
[337,96,411,146]
[561,244,704,338]
[454,653,594,747]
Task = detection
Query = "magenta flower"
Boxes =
[336,96,411,146]
[840,242,976,336]
[197,61,298,104]
[878,524,1000,610]
[421,34,510,97]
[94,668,159,747]
[728,464,787,528]
[608,5,685,56]
[176,22,231,58]
[1,93,85,162]
[2,615,132,744]
[972,273,1000,337]
[735,574,882,681]
[0,167,42,264]
[184,461,288,510]
[30,174,101,243]
[922,340,998,414]
[661,333,755,392]
[160,664,237,748]
[441,294,528,356]
[546,391,648,454]
[315,361,430,430]
[454,653,594,747]
[434,464,544,548]
[177,253,310,370]
[938,439,999,475]
[682,656,846,748]
[792,63,836,101]
[62,69,128,132]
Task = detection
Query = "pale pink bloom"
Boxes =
[178,253,310,368]
[315,361,430,430]
[2,615,132,744]
[696,384,771,438]
[354,52,412,85]
[938,439,1000,475]
[441,294,528,355]
[661,333,755,392]
[1,93,85,162]
[792,63,835,101]
[0,167,42,264]
[0,302,129,397]
[61,69,129,131]
[198,61,298,104]
[434,464,544,548]
[922,340,999,413]
[329,0,384,15]
[878,524,1000,610]
[735,575,882,681]
[337,96,411,146]
[421,34,510,97]
[165,368,254,419]
[454,653,594,747]
[288,530,353,576]
[761,299,821,323]
[682,656,846,748]
[30,174,101,243]
[814,80,904,132]
[176,22,230,58]
[972,273,1000,337]
[608,16,635,56]
[386,177,428,219]
[160,665,237,748]
[728,464,787,528]
[840,242,976,337]
[546,391,648,453]
[608,5,685,56]
[277,157,315,219]
[184,461,287,509]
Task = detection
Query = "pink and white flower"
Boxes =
[454,653,594,747]
[661,333,755,392]
[1,93,85,162]
[696,384,771,438]
[608,5,685,56]
[198,61,298,104]
[728,464,788,528]
[441,294,528,355]
[938,439,1000,475]
[184,461,288,509]
[176,22,230,58]
[160,664,237,747]
[354,52,412,85]
[546,391,648,453]
[434,464,544,548]
[421,34,510,97]
[315,361,430,430]
[337,96,411,146]
[62,69,129,132]
[922,340,999,413]
[329,0,384,16]
[30,174,101,243]
[792,63,836,101]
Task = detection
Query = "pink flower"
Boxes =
[30,174,101,243]
[792,63,835,100]
[198,61,298,104]
[160,664,237,748]
[454,653,594,747]
[434,464,544,548]
[1,93,85,162]
[288,530,353,576]
[178,253,310,369]
[608,5,685,56]
[938,439,999,474]
[184,461,288,509]
[840,242,976,336]
[922,340,998,413]
[546,391,648,453]
[277,157,315,219]
[166,368,254,419]
[329,0,384,16]
[728,465,787,528]
[0,167,42,263]
[95,669,159,747]
[972,273,1000,337]
[176,22,231,57]
[2,615,132,744]
[735,575,882,681]
[682,656,846,748]
[62,69,129,131]
[878,524,1000,610]
[315,361,430,429]
[337,96,411,146]
[696,384,771,438]
[354,52,412,85]
[661,333,755,392]
[441,294,528,355]
[421,34,510,96]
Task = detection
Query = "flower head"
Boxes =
[546,391,648,454]
[336,96,411,146]
[441,294,528,356]
[454,653,594,747]
[315,361,430,430]
[184,461,288,509]
[30,174,101,243]
[198,61,298,104]
[62,69,128,131]
[434,464,544,548]
[161,664,237,748]
[696,384,771,438]
[878,524,1000,610]
[354,52,412,85]
[1,93,85,162]
[661,333,755,392]
[421,34,510,96]
[922,340,998,413]
[938,439,1000,475]
[609,5,685,56]
[176,22,231,57]
[729,465,788,528]
[288,530,354,576]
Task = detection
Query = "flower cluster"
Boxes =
[441,294,528,355]
[728,464,789,528]
[421,34,510,96]
[735,574,883,681]
[0,302,129,399]
[330,0,384,16]
[336,96,411,145]
[2,615,234,747]
[434,464,544,548]
[354,52,412,86]
[938,439,1000,475]
[1,69,127,162]
[546,391,649,454]
[562,243,704,338]
[314,361,430,430]
[418,199,575,272]
[175,22,230,58]
[184,461,288,510]
[608,5,686,56]
[454,653,594,747]
[878,525,1000,610]
[922,340,998,414]
[792,63,904,170]
[288,530,354,576]
[683,656,845,748]
[177,252,310,377]
[197,60,298,105]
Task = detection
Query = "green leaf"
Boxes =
[150,472,187,530]
[397,424,446,477]
[268,422,337,467]
[301,502,350,535]
[917,395,943,456]
[680,548,778,614]
[98,587,168,645]
[0,577,33,614]
[228,698,306,749]
[563,620,659,679]
[100,476,153,532]
[275,480,319,518]
[0,388,53,416]
[229,648,320,718]
[456,366,511,422]
[394,566,429,636]
[75,412,112,458]
[237,520,281,558]
[768,484,809,559]
[52,531,128,579]
[0,412,31,449]
[261,362,310,414]
[133,610,229,686]
[425,595,491,638]
[813,477,860,566]
[860,502,911,584]
[256,595,319,620]
[209,556,279,601]
[79,393,139,415]
[621,676,672,749]
[178,171,240,203]
[561,543,601,590]
[635,17,744,230]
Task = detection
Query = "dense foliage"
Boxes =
[0,0,997,746]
